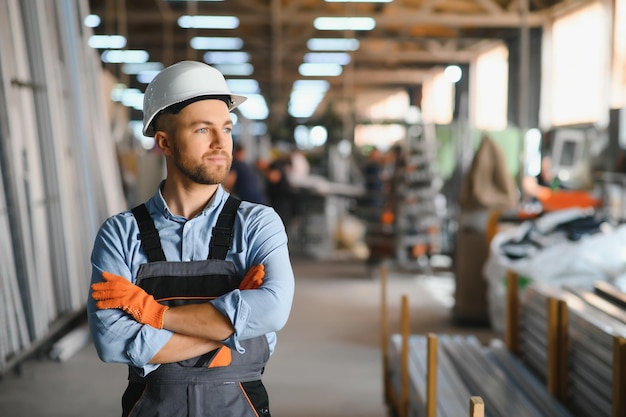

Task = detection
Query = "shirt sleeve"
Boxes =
[87,216,173,376]
[211,206,295,353]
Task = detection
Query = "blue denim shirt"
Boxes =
[87,184,294,376]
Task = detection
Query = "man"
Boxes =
[224,143,268,204]
[87,61,295,417]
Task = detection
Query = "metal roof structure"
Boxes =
[87,0,587,131]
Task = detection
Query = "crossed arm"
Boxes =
[91,266,265,365]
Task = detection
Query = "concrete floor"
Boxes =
[0,255,496,417]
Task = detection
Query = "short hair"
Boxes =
[152,95,232,134]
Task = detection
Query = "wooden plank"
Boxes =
[505,270,520,355]
[469,396,485,417]
[557,299,569,402]
[547,296,560,396]
[381,263,390,406]
[401,295,410,417]
[546,296,569,402]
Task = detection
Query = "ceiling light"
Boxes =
[101,50,149,64]
[293,80,331,91]
[204,51,250,64]
[237,94,269,120]
[111,86,143,110]
[313,17,376,31]
[88,35,127,49]
[304,52,351,65]
[298,63,343,77]
[213,63,254,76]
[136,71,161,84]
[190,37,243,50]
[289,91,326,119]
[444,65,463,83]
[307,38,360,51]
[121,62,164,75]
[289,80,330,119]
[226,79,260,94]
[178,15,239,29]
[84,14,101,28]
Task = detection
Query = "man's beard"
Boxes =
[172,143,231,185]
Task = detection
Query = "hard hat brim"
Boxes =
[142,93,247,137]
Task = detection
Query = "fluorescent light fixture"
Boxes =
[178,15,239,29]
[204,51,250,64]
[111,86,144,110]
[84,14,101,28]
[213,63,254,76]
[304,52,351,65]
[289,92,326,118]
[121,62,164,75]
[298,63,343,76]
[308,38,360,51]
[293,79,331,91]
[190,36,243,50]
[88,35,127,49]
[289,80,330,119]
[237,94,269,120]
[314,17,376,31]
[444,65,462,83]
[226,79,260,94]
[137,71,161,84]
[101,50,149,64]
[294,125,328,149]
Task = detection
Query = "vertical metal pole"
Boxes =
[518,0,530,184]
[426,333,438,417]
[270,0,283,127]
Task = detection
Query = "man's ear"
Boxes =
[154,131,172,156]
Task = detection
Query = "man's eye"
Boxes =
[198,127,207,133]
[223,127,232,134]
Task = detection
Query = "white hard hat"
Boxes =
[142,61,247,136]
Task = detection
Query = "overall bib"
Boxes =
[121,197,271,417]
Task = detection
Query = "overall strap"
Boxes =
[208,196,241,260]
[131,204,166,263]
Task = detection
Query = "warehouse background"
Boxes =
[1,0,626,416]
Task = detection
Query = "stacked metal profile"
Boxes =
[519,286,552,386]
[515,282,626,417]
[388,334,573,417]
[0,0,126,374]
[561,284,626,417]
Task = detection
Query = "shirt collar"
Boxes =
[150,181,228,220]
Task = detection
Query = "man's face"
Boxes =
[168,99,234,185]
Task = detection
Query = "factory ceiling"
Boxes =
[87,0,587,134]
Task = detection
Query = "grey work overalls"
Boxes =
[121,197,271,417]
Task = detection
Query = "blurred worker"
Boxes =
[523,153,562,201]
[224,143,268,204]
[265,154,297,232]
[361,147,386,222]
[87,61,294,417]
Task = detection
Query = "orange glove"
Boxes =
[239,264,265,290]
[91,271,169,329]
